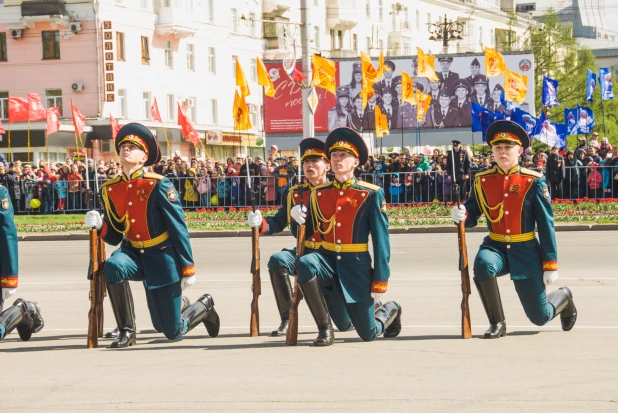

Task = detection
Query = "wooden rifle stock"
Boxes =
[87,229,106,348]
[249,183,261,336]
[286,223,305,346]
[454,182,472,339]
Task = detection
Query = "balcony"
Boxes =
[155,7,198,39]
[329,49,358,58]
[326,0,359,29]
[20,0,69,29]
[263,0,293,17]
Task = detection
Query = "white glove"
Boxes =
[451,205,466,223]
[291,205,307,225]
[247,210,263,227]
[2,287,16,300]
[85,210,103,230]
[181,275,196,291]
[371,292,384,300]
[543,271,559,285]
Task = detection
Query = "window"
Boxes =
[249,104,258,128]
[232,55,237,79]
[187,97,196,122]
[479,26,483,46]
[116,32,125,61]
[366,36,371,51]
[366,0,370,18]
[208,47,216,74]
[0,34,6,61]
[208,0,215,23]
[42,31,60,59]
[186,44,195,71]
[143,92,151,120]
[490,29,495,46]
[164,40,173,68]
[378,0,383,21]
[403,41,410,55]
[231,8,237,32]
[314,26,320,49]
[416,10,420,30]
[250,58,257,81]
[118,89,127,118]
[330,29,335,50]
[45,89,63,116]
[210,99,218,124]
[0,92,8,119]
[352,34,358,50]
[337,30,343,49]
[249,12,256,36]
[141,36,150,64]
[166,94,175,121]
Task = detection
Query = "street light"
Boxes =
[428,14,464,54]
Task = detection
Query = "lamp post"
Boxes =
[428,14,464,54]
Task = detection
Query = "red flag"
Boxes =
[110,114,121,140]
[0,118,5,135]
[291,68,307,82]
[28,93,47,121]
[8,97,29,124]
[151,97,162,122]
[46,107,60,135]
[71,100,86,136]
[177,102,199,145]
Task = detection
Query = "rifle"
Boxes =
[286,156,304,346]
[452,147,472,339]
[248,150,261,337]
[87,227,106,348]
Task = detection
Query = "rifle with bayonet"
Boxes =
[87,186,106,348]
[248,152,261,337]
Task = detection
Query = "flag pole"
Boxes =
[601,98,607,137]
[27,118,31,163]
[46,130,49,165]
[7,123,11,163]
[74,131,79,156]
[261,86,267,162]
[162,126,171,157]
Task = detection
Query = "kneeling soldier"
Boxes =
[84,123,220,348]
[451,120,577,338]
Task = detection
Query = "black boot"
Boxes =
[547,287,577,331]
[181,294,220,337]
[269,269,293,337]
[375,301,402,338]
[107,281,137,348]
[299,278,334,346]
[0,299,34,341]
[26,301,44,334]
[475,278,507,339]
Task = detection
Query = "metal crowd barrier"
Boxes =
[12,164,618,215]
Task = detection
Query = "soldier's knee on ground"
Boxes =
[161,324,183,340]
[356,327,377,342]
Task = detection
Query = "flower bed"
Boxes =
[14,199,618,233]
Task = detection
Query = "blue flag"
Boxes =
[576,106,595,134]
[511,108,537,137]
[542,75,559,107]
[564,107,579,136]
[600,68,614,100]
[534,111,566,148]
[587,69,597,102]
[471,102,493,140]
[499,91,521,112]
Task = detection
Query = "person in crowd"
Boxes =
[67,164,83,210]
[183,168,199,207]
[576,150,589,197]
[196,167,211,208]
[546,146,565,199]
[588,162,603,199]
[390,173,403,204]
[54,174,68,211]
[564,151,581,199]
[574,137,587,160]
[5,163,22,213]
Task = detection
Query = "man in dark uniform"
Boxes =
[239,156,260,205]
[437,56,459,97]
[362,93,377,130]
[446,139,471,201]
[0,184,44,342]
[489,84,506,114]
[378,60,397,97]
[349,93,365,132]
[433,90,460,128]
[290,127,402,346]
[247,138,353,336]
[452,120,577,338]
[84,123,220,348]
[546,146,565,199]
[450,79,472,126]
[470,77,490,109]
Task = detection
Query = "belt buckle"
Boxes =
[334,244,342,253]
[504,235,511,243]
[134,241,144,249]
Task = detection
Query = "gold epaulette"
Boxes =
[144,172,164,180]
[357,181,380,191]
[520,167,543,178]
[101,176,121,188]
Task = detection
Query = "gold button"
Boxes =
[337,255,341,260]
[318,192,322,196]
[506,229,510,234]
[506,245,511,249]
[482,178,486,182]
[150,182,154,185]
[108,187,112,191]
[337,206,341,210]
[131,219,135,223]
[128,184,132,188]
[505,176,509,181]
[337,239,341,243]
[294,194,298,197]
[340,191,344,195]
[140,249,145,253]
[129,202,133,205]
[528,179,532,182]
[337,223,341,227]
[334,244,342,253]
[504,235,511,242]
[362,193,366,197]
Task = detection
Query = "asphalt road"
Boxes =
[2,232,618,412]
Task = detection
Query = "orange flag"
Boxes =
[484,46,506,77]
[374,106,389,138]
[504,69,528,104]
[417,48,438,82]
[236,57,251,99]
[311,54,337,95]
[256,56,276,97]
[401,72,416,104]
[233,90,252,131]
[376,50,390,79]
[415,90,432,122]
[360,52,378,108]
